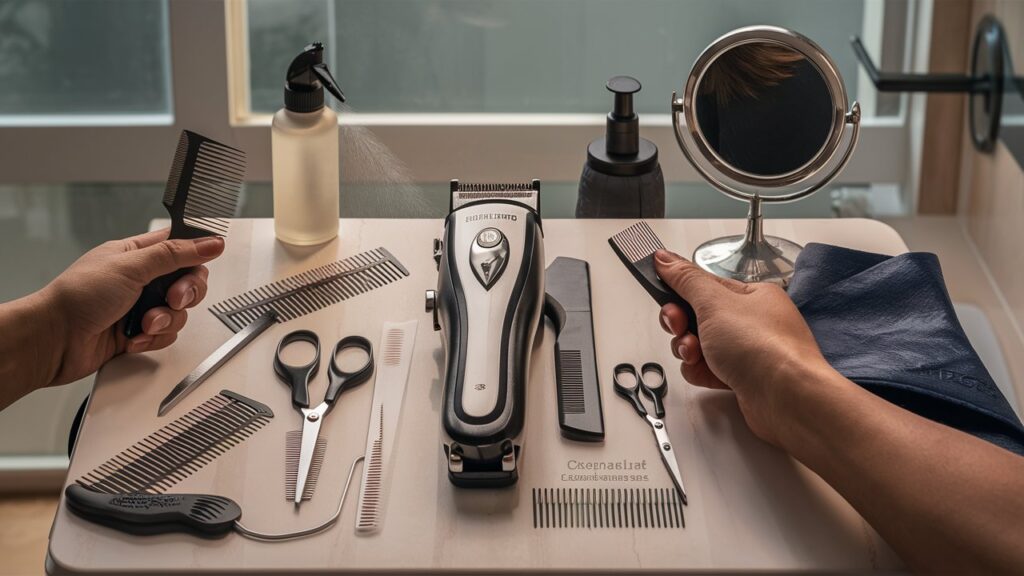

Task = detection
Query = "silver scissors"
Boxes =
[274,330,374,506]
[613,362,687,504]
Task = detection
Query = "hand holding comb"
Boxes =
[123,131,246,337]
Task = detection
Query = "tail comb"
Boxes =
[608,221,699,335]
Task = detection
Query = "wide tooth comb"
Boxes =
[608,221,699,335]
[76,391,272,494]
[284,430,327,501]
[123,130,246,337]
[208,248,410,333]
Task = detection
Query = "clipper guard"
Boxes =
[427,180,545,488]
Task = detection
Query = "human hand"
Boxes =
[653,249,836,446]
[40,229,225,387]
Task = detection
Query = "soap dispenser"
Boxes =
[272,42,346,246]
[576,76,665,218]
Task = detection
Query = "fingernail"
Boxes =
[655,249,682,265]
[129,336,153,353]
[659,312,671,333]
[677,343,688,360]
[179,285,197,308]
[194,236,225,257]
[152,313,171,332]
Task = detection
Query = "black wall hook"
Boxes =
[852,15,1019,152]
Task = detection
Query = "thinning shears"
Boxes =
[274,330,374,506]
[613,362,687,504]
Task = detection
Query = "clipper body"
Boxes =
[426,180,545,488]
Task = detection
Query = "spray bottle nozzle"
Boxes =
[284,42,345,112]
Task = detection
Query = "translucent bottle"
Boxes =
[272,42,345,246]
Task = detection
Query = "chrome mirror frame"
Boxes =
[671,25,861,286]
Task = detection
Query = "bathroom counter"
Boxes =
[48,217,908,574]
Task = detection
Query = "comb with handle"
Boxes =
[123,130,246,338]
[356,320,418,534]
[76,390,272,494]
[608,221,699,336]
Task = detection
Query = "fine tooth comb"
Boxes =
[123,130,247,338]
[608,221,699,335]
[532,488,685,530]
[209,248,410,333]
[285,430,327,502]
[355,320,418,534]
[76,390,272,494]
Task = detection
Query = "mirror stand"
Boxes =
[692,194,803,285]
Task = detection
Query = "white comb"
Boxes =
[355,320,417,534]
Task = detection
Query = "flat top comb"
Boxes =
[165,130,246,239]
[608,221,699,336]
[123,131,247,337]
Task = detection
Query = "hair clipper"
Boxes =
[425,180,545,488]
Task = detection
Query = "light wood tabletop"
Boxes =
[47,217,908,574]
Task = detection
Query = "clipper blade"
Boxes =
[285,430,327,502]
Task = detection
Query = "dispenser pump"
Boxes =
[605,76,640,156]
[284,42,345,113]
[585,75,658,177]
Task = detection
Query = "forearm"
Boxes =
[0,289,65,410]
[778,362,1024,573]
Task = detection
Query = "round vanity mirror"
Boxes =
[672,26,861,286]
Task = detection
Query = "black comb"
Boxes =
[65,485,241,538]
[608,221,699,336]
[208,248,409,333]
[123,130,246,337]
[76,390,272,494]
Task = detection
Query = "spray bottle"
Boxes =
[576,76,665,218]
[272,42,346,245]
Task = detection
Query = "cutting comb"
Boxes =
[355,320,417,534]
[123,130,246,337]
[76,390,272,494]
[608,221,699,335]
[285,430,327,501]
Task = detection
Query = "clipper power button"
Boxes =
[476,228,504,248]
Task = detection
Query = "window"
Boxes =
[0,0,171,124]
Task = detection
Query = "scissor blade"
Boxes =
[647,415,687,505]
[295,407,325,505]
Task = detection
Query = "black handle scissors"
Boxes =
[613,362,687,504]
[274,330,374,505]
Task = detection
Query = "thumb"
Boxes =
[654,249,725,307]
[123,236,225,284]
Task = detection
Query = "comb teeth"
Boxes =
[452,181,538,192]
[284,430,327,501]
[77,391,273,494]
[164,130,246,238]
[356,405,384,531]
[532,488,685,530]
[209,248,410,332]
[558,350,585,414]
[609,221,665,263]
[383,329,404,366]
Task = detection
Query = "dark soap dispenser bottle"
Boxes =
[576,76,665,218]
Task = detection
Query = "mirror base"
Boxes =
[693,234,802,287]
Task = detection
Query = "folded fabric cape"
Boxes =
[789,243,1024,456]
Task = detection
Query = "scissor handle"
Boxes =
[325,335,374,405]
[640,362,667,419]
[274,330,321,409]
[613,363,647,417]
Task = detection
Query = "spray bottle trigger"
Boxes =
[312,64,345,103]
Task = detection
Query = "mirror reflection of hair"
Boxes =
[695,42,833,176]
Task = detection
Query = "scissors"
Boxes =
[613,362,687,504]
[274,330,374,506]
